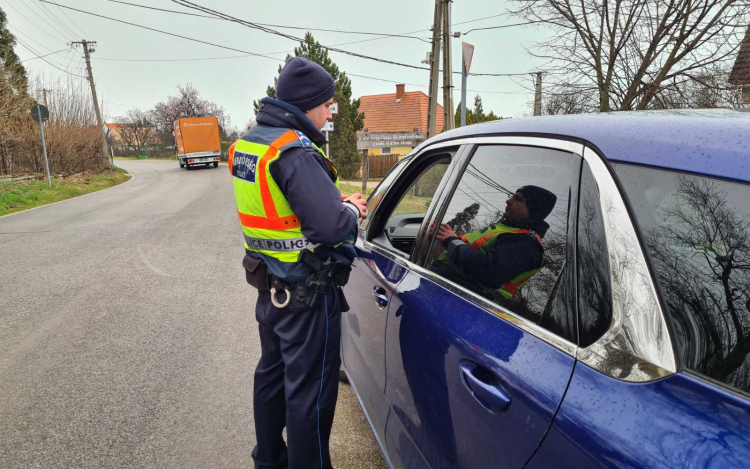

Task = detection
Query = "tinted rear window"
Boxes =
[613,164,750,394]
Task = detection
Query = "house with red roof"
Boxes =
[729,27,750,108]
[358,84,444,158]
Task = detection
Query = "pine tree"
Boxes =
[454,95,501,127]
[253,32,364,178]
[0,7,29,96]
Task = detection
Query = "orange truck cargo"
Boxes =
[173,117,222,170]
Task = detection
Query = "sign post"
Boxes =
[322,120,334,157]
[461,42,475,127]
[30,104,51,186]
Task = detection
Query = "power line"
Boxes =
[20,48,66,62]
[14,38,86,78]
[107,0,430,42]
[14,0,76,42]
[457,21,544,36]
[35,0,80,39]
[41,1,283,62]
[2,0,70,44]
[171,0,531,77]
[52,0,90,38]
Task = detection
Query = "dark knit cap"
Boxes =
[518,185,557,220]
[276,57,336,112]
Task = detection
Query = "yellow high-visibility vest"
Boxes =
[439,223,544,299]
[229,126,339,263]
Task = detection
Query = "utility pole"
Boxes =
[533,72,543,116]
[426,0,442,139]
[441,0,454,132]
[73,40,110,167]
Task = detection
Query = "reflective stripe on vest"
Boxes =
[229,126,338,263]
[455,223,544,299]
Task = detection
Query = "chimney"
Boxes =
[395,84,405,101]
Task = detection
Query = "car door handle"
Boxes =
[372,286,388,309]
[460,361,511,414]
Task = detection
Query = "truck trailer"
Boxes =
[173,117,222,170]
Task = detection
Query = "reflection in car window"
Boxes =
[578,163,613,347]
[614,164,750,394]
[426,145,580,342]
[377,160,450,257]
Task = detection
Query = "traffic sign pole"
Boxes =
[39,117,51,187]
[31,104,52,186]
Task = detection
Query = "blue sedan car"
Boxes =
[341,110,750,468]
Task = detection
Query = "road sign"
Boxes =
[357,132,425,150]
[322,121,334,132]
[330,102,338,115]
[30,104,49,123]
[462,42,475,75]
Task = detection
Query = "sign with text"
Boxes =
[330,102,338,114]
[357,132,426,150]
[322,121,334,132]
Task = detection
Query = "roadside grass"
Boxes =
[0,169,131,217]
[339,182,431,215]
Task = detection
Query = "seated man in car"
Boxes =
[430,185,557,301]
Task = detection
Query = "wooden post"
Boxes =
[361,149,369,194]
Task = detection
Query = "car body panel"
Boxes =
[527,364,750,469]
[342,236,408,442]
[383,270,576,469]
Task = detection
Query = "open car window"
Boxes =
[370,155,453,259]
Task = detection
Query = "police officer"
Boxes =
[229,57,366,469]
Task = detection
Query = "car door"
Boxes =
[382,139,583,469]
[528,152,750,468]
[342,148,460,445]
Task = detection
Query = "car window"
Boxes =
[577,163,613,347]
[371,157,451,258]
[424,145,580,341]
[613,163,750,394]
[365,156,410,216]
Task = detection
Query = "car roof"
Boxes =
[425,109,750,183]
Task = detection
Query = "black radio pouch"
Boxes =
[243,254,269,291]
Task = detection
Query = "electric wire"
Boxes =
[171,0,531,77]
[14,38,86,78]
[35,0,80,39]
[20,48,66,62]
[2,0,70,44]
[106,0,430,42]
[14,0,76,42]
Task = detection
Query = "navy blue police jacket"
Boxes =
[246,97,358,282]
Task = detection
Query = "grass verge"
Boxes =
[339,182,431,215]
[114,155,177,161]
[0,168,131,217]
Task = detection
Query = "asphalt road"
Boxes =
[0,160,386,469]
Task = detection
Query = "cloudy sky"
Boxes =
[7,0,552,129]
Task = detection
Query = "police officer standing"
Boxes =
[229,58,366,469]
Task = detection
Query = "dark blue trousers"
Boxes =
[251,286,341,469]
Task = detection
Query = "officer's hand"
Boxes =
[436,224,457,242]
[340,193,348,201]
[344,193,367,219]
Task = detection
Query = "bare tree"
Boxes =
[115,109,155,155]
[150,84,229,151]
[543,85,596,114]
[512,0,750,111]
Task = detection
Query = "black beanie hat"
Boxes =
[518,185,557,220]
[276,58,336,112]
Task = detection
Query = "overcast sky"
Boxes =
[7,0,552,129]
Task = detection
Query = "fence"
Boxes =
[367,153,401,178]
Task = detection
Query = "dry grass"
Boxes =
[0,76,108,177]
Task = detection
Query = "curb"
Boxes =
[0,170,136,219]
